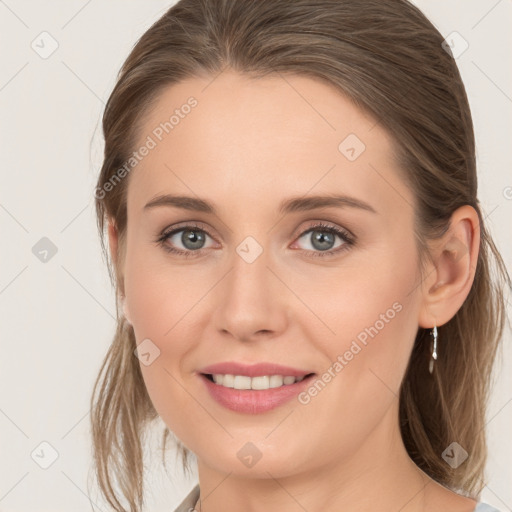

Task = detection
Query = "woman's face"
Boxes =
[118,71,427,478]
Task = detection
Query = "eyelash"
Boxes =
[155,221,355,259]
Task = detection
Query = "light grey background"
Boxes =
[0,1,510,511]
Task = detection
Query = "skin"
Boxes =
[108,70,481,512]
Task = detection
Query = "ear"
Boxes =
[108,218,131,322]
[107,218,128,300]
[418,205,480,328]
[107,218,119,266]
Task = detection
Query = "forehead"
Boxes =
[127,70,411,217]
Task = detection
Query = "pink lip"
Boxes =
[199,361,312,378]
[197,362,316,414]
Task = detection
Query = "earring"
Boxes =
[428,325,438,374]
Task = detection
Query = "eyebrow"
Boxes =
[143,193,377,215]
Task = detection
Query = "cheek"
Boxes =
[304,243,421,395]
[123,243,215,410]
[123,239,205,343]
[123,252,202,437]
[284,252,421,464]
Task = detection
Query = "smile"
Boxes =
[198,371,316,414]
[205,373,307,390]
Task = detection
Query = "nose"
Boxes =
[212,245,289,343]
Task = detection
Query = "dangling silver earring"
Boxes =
[428,325,438,374]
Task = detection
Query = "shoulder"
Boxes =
[172,484,200,512]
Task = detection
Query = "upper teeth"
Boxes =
[211,374,305,390]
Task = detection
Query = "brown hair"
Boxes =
[90,0,511,510]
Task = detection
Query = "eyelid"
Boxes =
[159,221,218,246]
[160,220,215,237]
[289,221,355,257]
[292,220,355,243]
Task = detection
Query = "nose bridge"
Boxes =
[226,235,272,307]
[213,234,287,339]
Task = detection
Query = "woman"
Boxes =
[90,1,510,511]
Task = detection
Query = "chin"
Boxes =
[196,438,310,478]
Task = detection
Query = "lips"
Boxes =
[199,361,313,378]
[197,361,317,414]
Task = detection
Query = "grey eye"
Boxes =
[296,229,344,252]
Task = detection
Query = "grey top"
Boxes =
[474,505,502,512]
[172,484,502,512]
[173,485,199,512]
